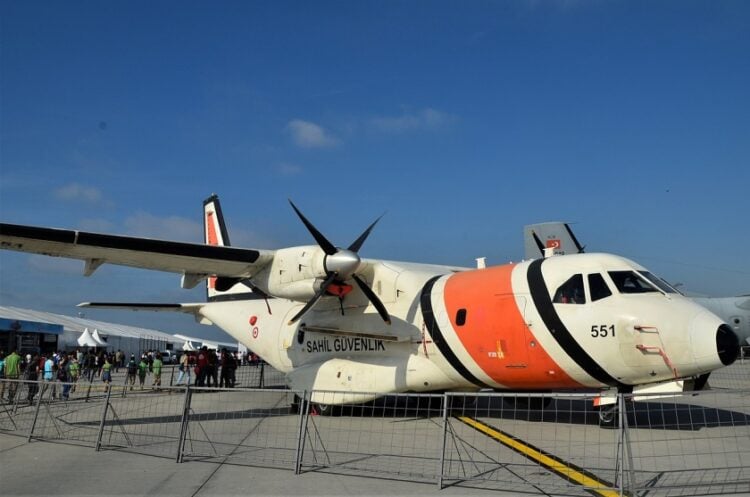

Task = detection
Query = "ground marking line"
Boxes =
[456,416,622,497]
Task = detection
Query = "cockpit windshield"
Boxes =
[608,271,659,294]
[553,274,586,304]
[639,271,679,294]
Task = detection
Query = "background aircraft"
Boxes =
[0,197,739,408]
[524,222,749,347]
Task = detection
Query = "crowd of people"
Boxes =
[174,347,253,388]
[0,347,262,403]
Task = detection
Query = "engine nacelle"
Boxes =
[253,245,328,300]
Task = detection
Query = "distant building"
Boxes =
[0,305,182,358]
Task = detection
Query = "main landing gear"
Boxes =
[595,403,618,427]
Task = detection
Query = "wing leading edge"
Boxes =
[0,223,275,287]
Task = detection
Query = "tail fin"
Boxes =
[523,222,586,259]
[204,194,243,300]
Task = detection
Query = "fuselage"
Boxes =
[200,252,739,401]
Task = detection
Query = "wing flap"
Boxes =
[0,223,274,278]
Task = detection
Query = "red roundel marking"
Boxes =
[252,327,259,339]
[443,264,580,389]
[249,316,258,326]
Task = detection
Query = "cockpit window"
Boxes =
[608,271,659,294]
[588,273,612,301]
[639,271,678,294]
[553,274,586,304]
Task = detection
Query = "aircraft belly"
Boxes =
[288,354,457,404]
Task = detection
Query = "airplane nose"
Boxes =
[716,324,740,366]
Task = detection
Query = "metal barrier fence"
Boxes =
[2,376,749,496]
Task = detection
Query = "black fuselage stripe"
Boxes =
[527,259,624,388]
[420,276,491,389]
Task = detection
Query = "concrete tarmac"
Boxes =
[0,432,501,497]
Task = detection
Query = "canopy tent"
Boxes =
[91,329,108,346]
[77,328,100,347]
[182,340,196,351]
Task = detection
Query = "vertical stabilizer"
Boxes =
[204,194,244,300]
[523,222,586,260]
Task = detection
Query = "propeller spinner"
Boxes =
[287,201,390,326]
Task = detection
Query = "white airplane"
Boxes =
[0,197,740,413]
[524,222,750,347]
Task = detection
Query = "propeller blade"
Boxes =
[347,213,384,253]
[352,274,391,325]
[289,200,337,255]
[287,272,337,325]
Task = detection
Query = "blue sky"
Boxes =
[1,1,748,342]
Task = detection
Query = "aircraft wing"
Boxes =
[0,223,275,287]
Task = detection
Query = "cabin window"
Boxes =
[608,271,659,294]
[456,308,467,326]
[553,274,586,304]
[588,273,612,302]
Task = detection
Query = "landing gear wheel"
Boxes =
[313,403,340,416]
[597,404,618,427]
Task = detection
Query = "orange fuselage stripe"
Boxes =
[443,265,581,389]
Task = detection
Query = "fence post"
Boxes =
[258,362,265,389]
[294,391,310,475]
[618,393,635,496]
[175,385,192,463]
[438,392,450,489]
[11,379,22,415]
[27,381,46,442]
[95,385,113,451]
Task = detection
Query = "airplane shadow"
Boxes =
[450,396,750,431]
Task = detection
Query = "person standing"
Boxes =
[58,355,71,400]
[43,355,56,400]
[126,355,137,390]
[68,355,80,393]
[219,350,229,388]
[196,347,208,387]
[101,356,112,392]
[137,356,148,390]
[24,354,39,404]
[3,350,21,402]
[0,352,5,401]
[207,349,218,388]
[175,352,190,386]
[151,354,162,390]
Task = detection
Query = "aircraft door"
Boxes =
[491,295,529,369]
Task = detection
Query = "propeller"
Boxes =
[287,200,390,326]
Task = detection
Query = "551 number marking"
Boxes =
[591,324,615,338]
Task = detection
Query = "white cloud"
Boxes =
[286,119,339,148]
[54,183,107,205]
[369,108,453,133]
[123,212,203,242]
[276,162,303,176]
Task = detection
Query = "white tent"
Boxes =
[182,340,196,351]
[77,328,100,347]
[91,329,108,346]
